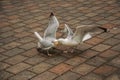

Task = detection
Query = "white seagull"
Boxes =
[54,24,107,48]
[34,12,59,56]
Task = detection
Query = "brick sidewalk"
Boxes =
[0,0,120,80]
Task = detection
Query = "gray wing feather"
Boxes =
[64,24,74,39]
[72,25,97,43]
[44,13,59,41]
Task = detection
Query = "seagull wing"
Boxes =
[64,24,74,39]
[72,25,97,43]
[44,12,59,41]
[34,32,43,41]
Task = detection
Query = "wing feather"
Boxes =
[44,12,59,41]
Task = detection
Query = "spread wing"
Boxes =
[72,25,97,43]
[64,24,74,39]
[44,12,59,41]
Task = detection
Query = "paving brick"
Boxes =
[2,42,21,50]
[0,36,17,44]
[86,56,106,67]
[76,43,92,51]
[14,27,28,33]
[1,27,12,33]
[2,48,24,56]
[85,37,104,45]
[50,63,72,75]
[45,56,67,65]
[6,63,31,74]
[19,42,36,50]
[108,56,120,68]
[55,71,81,80]
[79,73,103,80]
[0,70,13,80]
[105,73,120,80]
[9,70,36,80]
[4,55,28,65]
[114,34,120,39]
[99,49,119,60]
[111,44,120,52]
[29,62,52,74]
[22,48,39,57]
[72,63,96,75]
[97,33,114,39]
[0,54,8,61]
[103,38,120,46]
[80,49,99,59]
[24,55,46,65]
[31,71,57,80]
[0,62,10,70]
[0,48,5,53]
[94,65,117,76]
[92,44,111,52]
[65,56,86,66]
[110,28,120,34]
[1,31,14,38]
[14,32,31,38]
[17,37,35,43]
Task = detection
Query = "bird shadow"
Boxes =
[37,48,82,57]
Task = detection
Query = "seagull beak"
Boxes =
[53,41,59,46]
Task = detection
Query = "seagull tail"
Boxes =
[82,33,92,41]
[34,32,43,41]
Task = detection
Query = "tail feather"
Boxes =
[34,32,43,41]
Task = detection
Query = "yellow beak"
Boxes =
[54,41,59,46]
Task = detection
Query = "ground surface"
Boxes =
[0,0,120,80]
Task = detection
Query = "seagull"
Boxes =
[53,24,107,52]
[34,12,59,56]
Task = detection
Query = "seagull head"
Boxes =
[52,40,59,46]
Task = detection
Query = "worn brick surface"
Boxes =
[2,48,24,56]
[94,65,117,76]
[4,55,28,65]
[65,56,86,66]
[79,73,103,80]
[92,44,111,52]
[72,63,96,75]
[9,71,36,80]
[31,71,57,80]
[55,71,81,80]
[50,63,72,75]
[6,63,31,74]
[108,55,120,68]
[0,71,13,80]
[0,0,120,79]
[29,62,52,74]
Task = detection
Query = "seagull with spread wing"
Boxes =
[34,12,59,56]
[53,24,107,51]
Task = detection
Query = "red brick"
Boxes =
[94,65,117,76]
[99,50,119,59]
[6,63,31,74]
[4,55,28,65]
[50,63,72,75]
[80,49,99,59]
[31,71,57,80]
[29,62,52,74]
[85,37,103,45]
[22,48,39,57]
[72,63,95,75]
[65,56,86,66]
[92,44,111,52]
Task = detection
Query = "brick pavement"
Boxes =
[0,0,120,80]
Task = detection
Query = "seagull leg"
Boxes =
[47,50,52,56]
